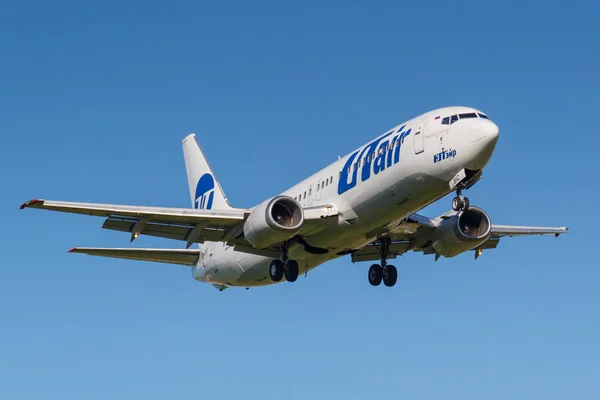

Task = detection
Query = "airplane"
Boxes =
[20,106,568,291]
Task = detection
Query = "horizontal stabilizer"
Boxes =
[68,247,200,266]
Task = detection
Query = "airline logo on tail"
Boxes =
[195,173,215,210]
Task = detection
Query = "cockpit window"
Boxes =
[441,111,491,125]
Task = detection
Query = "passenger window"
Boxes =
[442,117,449,125]
[309,188,312,196]
[478,113,490,119]
[450,115,458,124]
[330,177,333,184]
[459,112,477,119]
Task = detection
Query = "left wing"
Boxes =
[351,210,568,262]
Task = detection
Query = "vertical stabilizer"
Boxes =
[182,134,233,210]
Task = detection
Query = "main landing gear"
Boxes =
[269,242,299,283]
[368,239,397,287]
[452,186,470,212]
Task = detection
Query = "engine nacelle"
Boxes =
[243,196,304,249]
[432,207,492,258]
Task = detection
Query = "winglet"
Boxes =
[20,199,41,210]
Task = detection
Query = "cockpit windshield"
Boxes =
[440,111,491,125]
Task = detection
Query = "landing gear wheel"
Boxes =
[382,265,398,287]
[461,197,470,211]
[284,260,299,282]
[368,264,383,286]
[452,196,463,211]
[269,260,284,282]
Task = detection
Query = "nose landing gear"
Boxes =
[452,186,470,212]
[368,238,398,287]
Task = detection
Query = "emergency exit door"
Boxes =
[414,117,427,154]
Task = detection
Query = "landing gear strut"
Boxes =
[368,238,397,287]
[269,241,299,283]
[452,185,470,212]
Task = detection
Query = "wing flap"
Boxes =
[69,247,200,266]
[351,241,411,263]
[101,217,231,242]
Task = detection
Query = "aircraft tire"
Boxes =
[452,196,462,211]
[462,197,470,211]
[284,260,299,282]
[368,264,383,286]
[382,265,397,287]
[269,260,284,282]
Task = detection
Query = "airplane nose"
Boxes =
[486,121,499,143]
[466,121,499,170]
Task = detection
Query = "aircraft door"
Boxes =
[307,184,314,206]
[414,117,427,155]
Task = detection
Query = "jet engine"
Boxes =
[243,196,304,249]
[432,207,492,258]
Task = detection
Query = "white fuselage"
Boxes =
[193,106,500,287]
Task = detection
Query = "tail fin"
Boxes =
[182,133,233,210]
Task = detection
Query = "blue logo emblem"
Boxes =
[433,149,457,164]
[195,173,215,210]
[338,126,412,195]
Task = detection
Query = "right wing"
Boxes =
[68,247,200,266]
[20,198,340,254]
[21,198,249,248]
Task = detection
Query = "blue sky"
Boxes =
[2,1,599,398]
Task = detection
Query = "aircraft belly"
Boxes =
[302,172,448,253]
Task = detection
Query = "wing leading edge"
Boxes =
[490,225,568,237]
